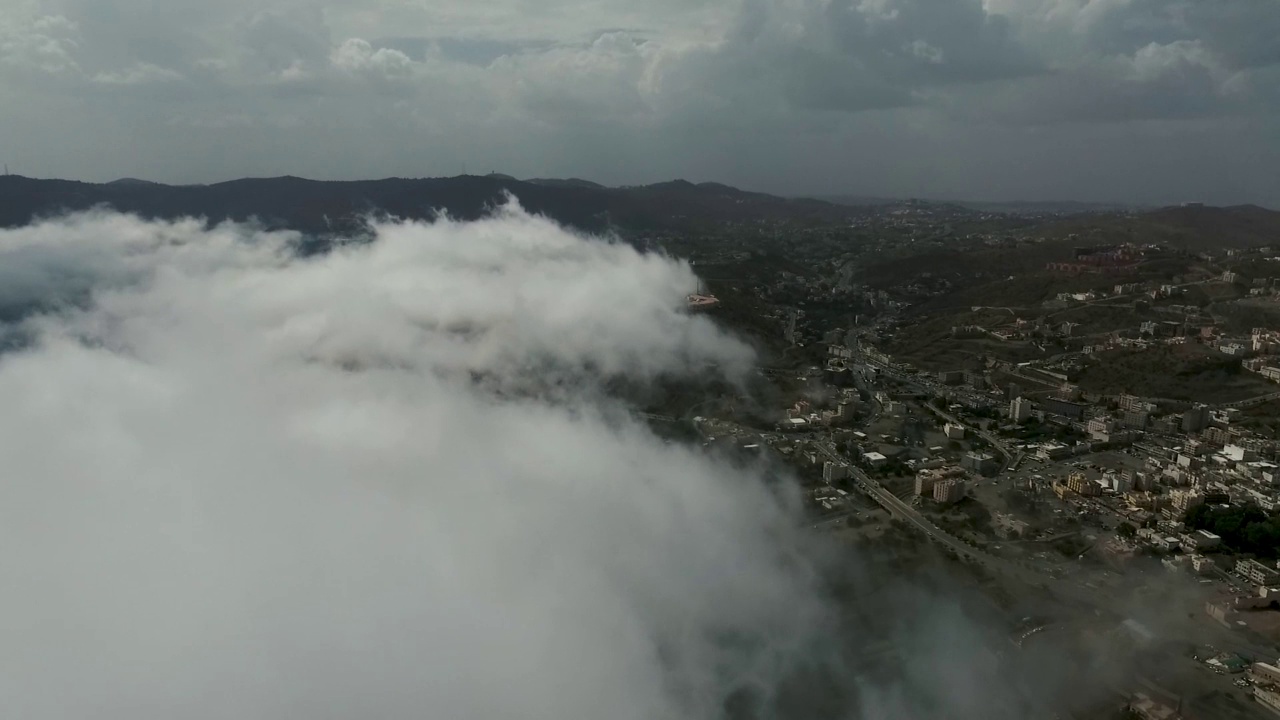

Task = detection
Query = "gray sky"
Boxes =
[2,0,1278,205]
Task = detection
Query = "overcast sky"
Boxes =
[2,0,1277,205]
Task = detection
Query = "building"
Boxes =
[1037,442,1073,461]
[1203,426,1230,446]
[1088,416,1118,440]
[933,479,965,504]
[962,451,1000,476]
[1191,555,1217,575]
[1256,686,1280,716]
[993,513,1030,539]
[916,466,965,496]
[1152,415,1180,435]
[1206,599,1234,625]
[1170,489,1205,515]
[1236,558,1280,586]
[862,451,888,468]
[1067,472,1100,496]
[1225,444,1255,462]
[943,423,965,440]
[1214,407,1244,424]
[1182,405,1211,433]
[822,462,849,484]
[1127,693,1181,720]
[1122,410,1150,430]
[1193,529,1222,550]
[1180,530,1222,553]
[1040,397,1086,419]
[1251,662,1280,687]
[1010,396,1033,422]
[1118,394,1156,413]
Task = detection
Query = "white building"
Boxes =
[933,479,965,504]
[943,423,966,440]
[1225,444,1254,462]
[822,462,849,484]
[1010,396,1033,422]
[1191,555,1217,575]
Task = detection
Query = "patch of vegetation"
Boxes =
[1075,343,1272,403]
[1185,503,1280,559]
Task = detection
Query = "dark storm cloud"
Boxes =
[0,0,1276,204]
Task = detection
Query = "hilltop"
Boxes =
[0,174,855,236]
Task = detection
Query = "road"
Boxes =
[922,402,1026,471]
[1213,391,1280,410]
[813,439,1014,568]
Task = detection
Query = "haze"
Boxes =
[1,0,1278,206]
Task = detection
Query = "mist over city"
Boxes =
[4,1,1280,719]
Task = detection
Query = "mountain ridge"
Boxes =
[0,174,853,235]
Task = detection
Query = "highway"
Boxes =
[857,471,996,564]
[1213,390,1280,410]
[813,440,1008,568]
[857,351,1027,471]
[922,401,1026,471]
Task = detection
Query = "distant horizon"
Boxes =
[5,171,1274,213]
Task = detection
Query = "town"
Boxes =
[646,199,1280,719]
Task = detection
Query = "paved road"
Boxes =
[814,438,1012,567]
[922,402,1026,471]
[1214,391,1280,410]
[853,469,1021,570]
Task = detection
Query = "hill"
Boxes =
[0,174,854,236]
[1074,343,1275,404]
[1032,204,1280,250]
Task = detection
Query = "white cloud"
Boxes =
[0,205,835,719]
[93,62,184,85]
[1,0,1276,204]
[331,38,415,76]
[0,13,83,78]
[1128,39,1222,82]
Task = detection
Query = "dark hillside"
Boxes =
[0,174,854,235]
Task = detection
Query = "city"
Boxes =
[642,198,1280,719]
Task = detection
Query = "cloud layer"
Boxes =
[1,0,1277,205]
[0,204,850,720]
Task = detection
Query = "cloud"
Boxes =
[0,203,834,719]
[0,202,1169,718]
[663,0,1041,116]
[92,62,184,85]
[0,13,83,78]
[1,0,1276,204]
[331,38,414,77]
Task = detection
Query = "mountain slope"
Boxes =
[0,174,853,235]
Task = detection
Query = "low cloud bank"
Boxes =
[0,203,820,720]
[0,203,1032,719]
